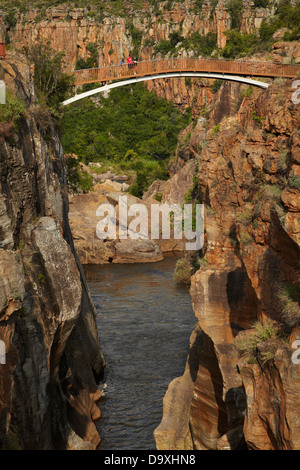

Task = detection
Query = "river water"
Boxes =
[84,254,195,450]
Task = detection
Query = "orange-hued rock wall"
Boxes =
[154,78,300,450]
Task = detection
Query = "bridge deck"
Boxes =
[74,57,300,86]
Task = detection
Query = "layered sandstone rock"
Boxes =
[155,79,300,450]
[68,180,189,264]
[0,54,105,450]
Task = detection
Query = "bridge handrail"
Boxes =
[73,57,300,86]
[73,56,300,73]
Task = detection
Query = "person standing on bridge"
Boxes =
[119,58,125,75]
[127,55,133,70]
[133,57,138,73]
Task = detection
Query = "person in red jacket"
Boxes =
[126,55,133,70]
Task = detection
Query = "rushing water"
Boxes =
[84,253,195,450]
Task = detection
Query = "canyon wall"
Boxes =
[154,77,300,450]
[0,53,105,450]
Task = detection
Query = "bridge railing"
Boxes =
[73,57,300,85]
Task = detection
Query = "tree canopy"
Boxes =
[61,83,191,196]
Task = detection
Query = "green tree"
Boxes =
[24,39,74,109]
[222,30,259,58]
[76,42,99,69]
[253,0,269,7]
[65,156,93,194]
[227,0,243,30]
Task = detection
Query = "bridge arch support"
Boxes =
[62,72,269,106]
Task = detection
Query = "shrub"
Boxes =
[185,32,217,56]
[154,192,163,202]
[4,11,17,29]
[154,39,173,57]
[185,77,192,88]
[190,252,201,271]
[259,20,278,42]
[127,20,143,54]
[199,258,208,268]
[227,0,243,30]
[38,273,46,284]
[66,156,94,194]
[242,86,253,99]
[0,90,26,127]
[128,159,168,198]
[76,42,99,69]
[211,123,220,137]
[4,98,25,122]
[283,27,300,41]
[277,283,300,328]
[253,0,269,7]
[184,189,193,204]
[254,320,279,342]
[230,235,239,247]
[278,149,288,172]
[234,318,283,364]
[251,111,265,126]
[222,30,260,58]
[169,31,184,48]
[236,209,253,226]
[239,230,254,245]
[234,319,279,352]
[173,258,191,285]
[289,172,300,190]
[262,184,282,201]
[234,331,257,354]
[211,79,223,94]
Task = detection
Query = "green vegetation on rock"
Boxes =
[173,257,191,285]
[0,90,26,127]
[61,83,192,197]
[24,39,74,111]
[289,171,300,190]
[223,0,300,58]
[154,31,217,57]
[277,283,300,328]
[234,319,287,364]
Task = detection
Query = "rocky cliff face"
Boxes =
[154,78,300,450]
[0,53,105,450]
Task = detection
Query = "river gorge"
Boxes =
[84,255,195,450]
